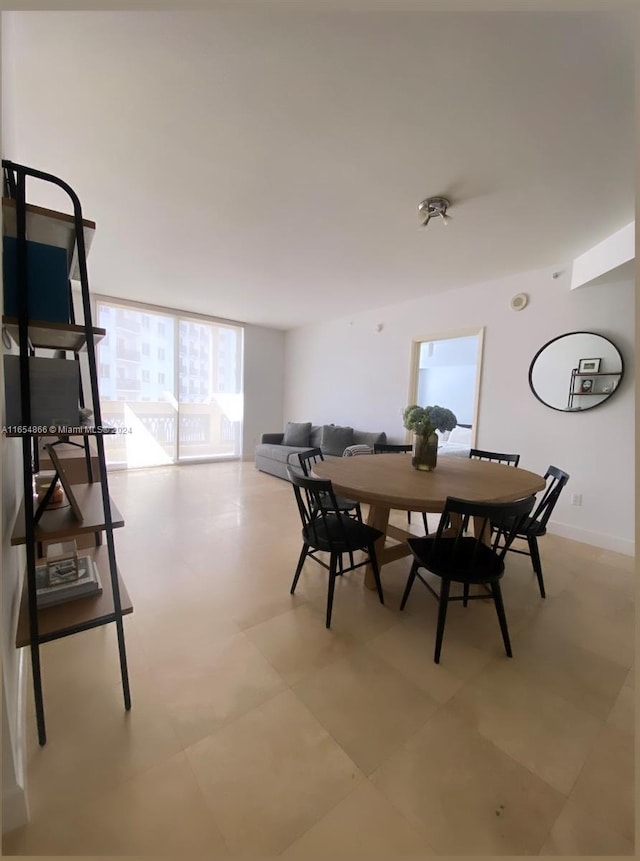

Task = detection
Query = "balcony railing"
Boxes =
[116,348,141,363]
[115,379,141,392]
[115,311,141,333]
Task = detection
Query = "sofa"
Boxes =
[255,421,387,480]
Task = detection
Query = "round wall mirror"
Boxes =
[529,331,624,412]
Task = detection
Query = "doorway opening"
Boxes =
[408,328,484,446]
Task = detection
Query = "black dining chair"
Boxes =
[400,494,536,662]
[462,448,521,534]
[373,443,429,534]
[296,448,362,522]
[286,466,384,628]
[469,448,520,467]
[492,465,570,599]
[373,444,413,454]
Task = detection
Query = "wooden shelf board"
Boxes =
[573,372,622,377]
[11,485,124,545]
[16,546,133,648]
[2,316,106,351]
[38,439,99,461]
[3,197,96,280]
[2,198,95,229]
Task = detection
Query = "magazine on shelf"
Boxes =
[35,554,102,608]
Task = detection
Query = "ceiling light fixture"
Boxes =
[418,196,451,228]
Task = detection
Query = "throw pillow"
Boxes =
[343,444,373,457]
[320,424,354,457]
[282,421,312,447]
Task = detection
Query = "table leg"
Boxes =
[472,514,494,597]
[364,504,390,590]
[446,512,462,537]
[445,514,492,545]
[473,515,493,546]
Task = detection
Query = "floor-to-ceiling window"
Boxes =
[95,297,244,468]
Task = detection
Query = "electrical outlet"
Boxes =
[571,493,582,506]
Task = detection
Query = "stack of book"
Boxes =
[35,554,102,608]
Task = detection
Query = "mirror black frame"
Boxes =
[528,331,624,413]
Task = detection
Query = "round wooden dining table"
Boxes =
[312,453,546,589]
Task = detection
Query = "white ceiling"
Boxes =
[1,8,634,330]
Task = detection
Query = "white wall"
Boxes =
[1,436,29,833]
[284,264,634,554]
[571,221,634,290]
[1,334,29,831]
[242,324,285,459]
[2,18,30,830]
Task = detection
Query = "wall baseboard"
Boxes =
[548,520,634,556]
[2,649,29,833]
[2,783,29,834]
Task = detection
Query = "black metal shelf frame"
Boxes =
[3,159,131,745]
[567,367,622,410]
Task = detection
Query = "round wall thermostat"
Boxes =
[510,292,529,311]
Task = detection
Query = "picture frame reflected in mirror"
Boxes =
[578,357,601,374]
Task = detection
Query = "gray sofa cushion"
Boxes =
[282,421,312,446]
[309,425,323,447]
[261,432,284,444]
[255,447,340,481]
[353,430,387,448]
[256,444,313,465]
[320,424,354,457]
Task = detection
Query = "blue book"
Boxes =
[3,235,70,323]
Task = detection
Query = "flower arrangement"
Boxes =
[403,404,458,437]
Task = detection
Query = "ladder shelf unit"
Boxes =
[2,159,132,745]
[567,369,622,410]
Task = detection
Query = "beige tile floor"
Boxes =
[3,461,635,856]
